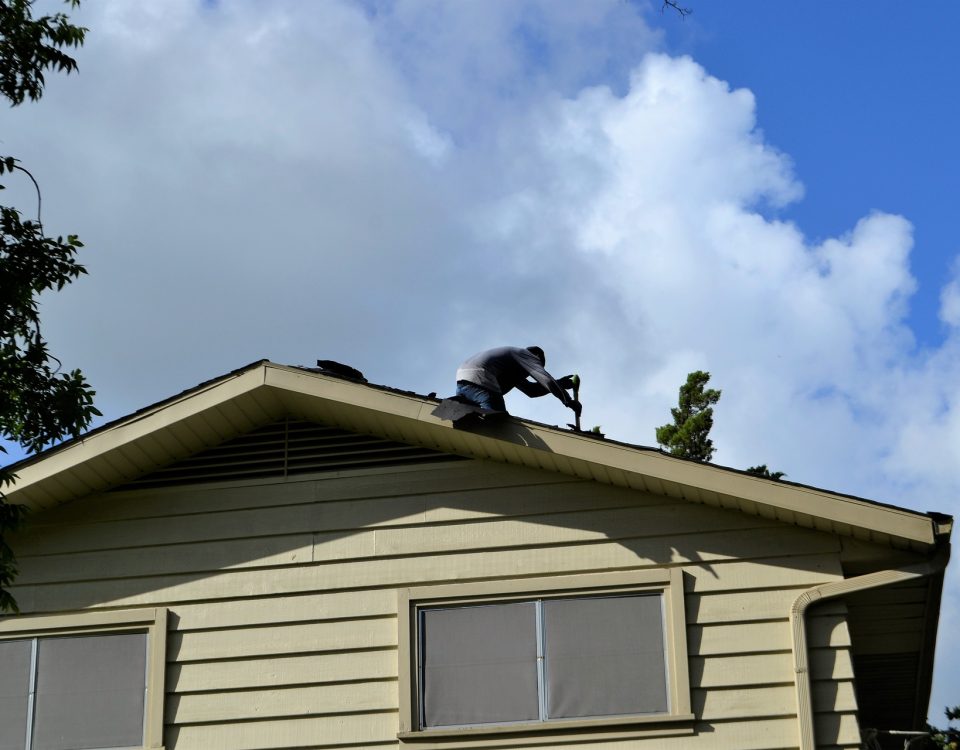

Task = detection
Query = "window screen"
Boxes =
[417,593,669,730]
[543,595,667,719]
[421,602,539,727]
[0,639,32,750]
[33,633,147,750]
[0,632,147,750]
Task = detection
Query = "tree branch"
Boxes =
[662,0,692,18]
[13,164,42,227]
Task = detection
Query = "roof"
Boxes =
[4,360,950,552]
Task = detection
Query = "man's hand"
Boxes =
[557,374,576,389]
[569,399,582,418]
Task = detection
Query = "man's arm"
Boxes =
[514,378,550,398]
[513,350,573,406]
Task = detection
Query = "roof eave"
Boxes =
[5,364,276,509]
[259,365,939,550]
[4,362,945,550]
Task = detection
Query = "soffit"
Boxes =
[843,575,944,733]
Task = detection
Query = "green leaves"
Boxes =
[0,208,97,454]
[0,0,90,612]
[746,464,786,481]
[0,0,87,107]
[928,705,960,748]
[655,370,721,462]
[654,372,790,479]
[0,492,25,613]
[0,206,96,613]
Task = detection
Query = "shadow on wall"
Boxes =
[7,444,841,616]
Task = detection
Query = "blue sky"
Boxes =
[668,1,960,349]
[2,0,959,724]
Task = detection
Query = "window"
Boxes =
[397,570,692,743]
[0,608,166,750]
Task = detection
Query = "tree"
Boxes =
[929,705,960,749]
[746,464,786,481]
[661,0,692,18]
[0,0,95,613]
[655,370,721,462]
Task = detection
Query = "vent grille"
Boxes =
[120,419,462,489]
[852,652,921,740]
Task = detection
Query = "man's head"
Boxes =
[526,346,545,365]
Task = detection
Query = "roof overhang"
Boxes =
[5,361,948,552]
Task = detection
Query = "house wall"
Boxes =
[8,458,861,750]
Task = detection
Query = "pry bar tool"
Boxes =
[567,373,581,431]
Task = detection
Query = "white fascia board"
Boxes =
[519,427,934,543]
[263,364,937,547]
[7,362,939,548]
[6,365,268,503]
[262,365,431,420]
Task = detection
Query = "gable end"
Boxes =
[117,419,464,490]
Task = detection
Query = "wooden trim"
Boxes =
[397,569,692,746]
[145,608,167,749]
[399,569,672,604]
[0,607,168,750]
[396,715,696,743]
[666,567,691,714]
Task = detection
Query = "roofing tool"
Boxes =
[567,373,581,431]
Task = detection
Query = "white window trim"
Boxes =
[0,607,167,750]
[397,569,692,745]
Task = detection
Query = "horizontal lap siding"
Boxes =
[8,459,860,749]
[168,680,856,725]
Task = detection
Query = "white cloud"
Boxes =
[7,0,955,539]
[8,0,953,506]
[940,257,960,327]
[471,52,958,512]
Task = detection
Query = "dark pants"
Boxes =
[456,381,506,412]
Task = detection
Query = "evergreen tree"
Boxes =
[928,705,960,749]
[746,464,786,481]
[655,370,721,462]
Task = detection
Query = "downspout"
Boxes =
[790,542,950,750]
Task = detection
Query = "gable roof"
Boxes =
[4,360,950,552]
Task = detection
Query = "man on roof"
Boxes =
[455,346,581,418]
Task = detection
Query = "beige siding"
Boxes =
[8,458,861,749]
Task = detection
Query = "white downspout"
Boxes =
[790,543,950,750]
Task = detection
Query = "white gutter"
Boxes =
[790,543,950,750]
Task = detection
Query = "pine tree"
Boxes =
[655,370,721,462]
[746,464,786,481]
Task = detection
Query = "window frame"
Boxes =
[397,569,692,744]
[0,607,167,750]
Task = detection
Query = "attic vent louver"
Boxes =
[120,419,461,489]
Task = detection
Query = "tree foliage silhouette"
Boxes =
[0,0,95,613]
[655,370,721,462]
[746,464,786,481]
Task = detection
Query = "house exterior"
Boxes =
[0,360,951,750]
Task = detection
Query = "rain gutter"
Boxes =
[790,541,951,750]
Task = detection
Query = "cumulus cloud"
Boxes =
[5,0,955,503]
[940,258,960,327]
[5,0,955,512]
[466,53,940,496]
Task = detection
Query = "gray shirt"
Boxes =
[456,347,572,406]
